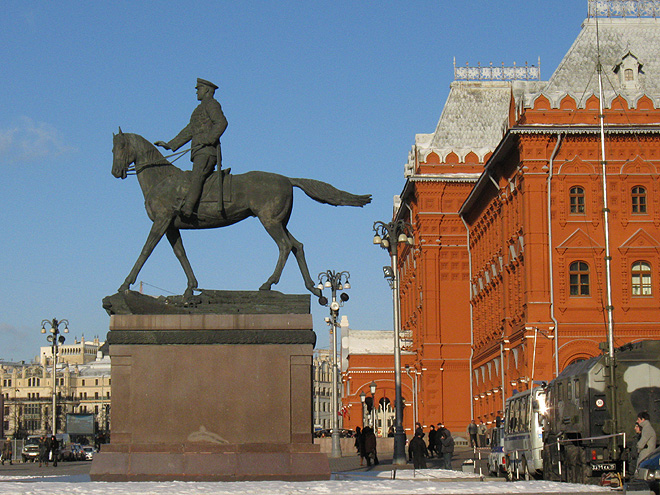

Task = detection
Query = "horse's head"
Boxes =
[112,128,133,180]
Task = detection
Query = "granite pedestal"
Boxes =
[90,304,329,481]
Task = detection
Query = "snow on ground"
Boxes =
[0,471,614,495]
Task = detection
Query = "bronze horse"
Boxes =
[111,130,371,297]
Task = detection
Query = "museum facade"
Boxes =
[345,2,660,433]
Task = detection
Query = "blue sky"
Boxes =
[0,1,587,361]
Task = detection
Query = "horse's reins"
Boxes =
[125,147,191,175]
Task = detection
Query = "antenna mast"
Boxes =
[595,10,618,457]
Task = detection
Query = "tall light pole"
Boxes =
[317,270,350,459]
[41,318,68,436]
[373,219,414,466]
[369,381,377,431]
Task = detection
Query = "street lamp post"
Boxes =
[373,219,414,466]
[359,391,366,427]
[317,270,351,459]
[369,381,377,431]
[41,318,68,436]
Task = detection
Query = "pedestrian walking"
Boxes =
[434,421,445,459]
[408,430,428,469]
[427,425,437,458]
[478,421,487,447]
[362,426,379,466]
[354,426,365,466]
[39,436,48,467]
[50,435,59,467]
[1,438,12,465]
[439,427,455,470]
[467,420,478,448]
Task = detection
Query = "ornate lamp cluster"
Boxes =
[371,219,414,466]
[316,270,351,459]
[372,220,414,254]
[41,318,69,436]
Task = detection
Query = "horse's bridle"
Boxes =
[124,147,190,176]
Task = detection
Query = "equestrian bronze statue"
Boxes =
[111,129,371,298]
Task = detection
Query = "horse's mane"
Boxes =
[125,132,178,170]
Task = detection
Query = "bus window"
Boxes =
[558,382,564,401]
[574,379,580,399]
[568,380,572,400]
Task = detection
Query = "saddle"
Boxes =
[200,168,232,207]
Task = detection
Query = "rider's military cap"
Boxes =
[196,78,218,90]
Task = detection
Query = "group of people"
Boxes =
[353,426,379,466]
[408,422,455,470]
[467,419,489,448]
[36,435,60,467]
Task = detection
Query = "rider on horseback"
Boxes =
[155,78,228,218]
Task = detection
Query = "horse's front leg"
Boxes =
[166,226,198,298]
[119,218,171,292]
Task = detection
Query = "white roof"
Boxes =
[538,17,660,108]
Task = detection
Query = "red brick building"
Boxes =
[344,3,660,434]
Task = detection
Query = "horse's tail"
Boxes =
[289,178,371,207]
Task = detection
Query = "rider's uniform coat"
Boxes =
[167,96,227,165]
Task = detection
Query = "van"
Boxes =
[21,435,41,462]
[54,433,72,461]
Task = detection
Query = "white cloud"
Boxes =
[0,117,76,164]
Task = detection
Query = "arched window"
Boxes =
[632,186,647,213]
[632,261,652,296]
[569,261,590,296]
[569,186,585,214]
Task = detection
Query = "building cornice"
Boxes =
[511,124,660,134]
[459,123,660,218]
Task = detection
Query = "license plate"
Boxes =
[591,463,616,471]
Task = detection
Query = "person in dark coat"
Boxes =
[39,436,48,467]
[354,426,364,465]
[362,426,379,466]
[408,430,428,469]
[427,425,437,458]
[435,423,444,457]
[1,437,12,465]
[439,428,455,470]
[467,420,478,448]
[50,435,59,467]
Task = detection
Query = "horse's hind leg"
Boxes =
[286,228,321,297]
[258,220,293,292]
[166,226,198,297]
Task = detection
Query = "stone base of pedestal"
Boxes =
[91,443,329,482]
[90,307,329,481]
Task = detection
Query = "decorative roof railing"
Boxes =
[454,59,541,81]
[588,0,660,17]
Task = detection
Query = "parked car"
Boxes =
[82,446,96,461]
[21,435,41,463]
[487,425,506,477]
[626,446,660,495]
[70,443,85,461]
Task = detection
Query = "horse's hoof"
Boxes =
[259,283,272,291]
